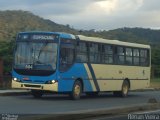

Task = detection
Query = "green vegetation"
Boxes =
[0,40,14,74]
[0,10,160,77]
[150,78,160,88]
[151,78,160,83]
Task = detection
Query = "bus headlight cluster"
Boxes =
[46,80,57,84]
[13,78,17,81]
[12,77,21,82]
[51,80,57,84]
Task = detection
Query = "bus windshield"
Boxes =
[14,41,57,71]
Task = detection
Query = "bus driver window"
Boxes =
[60,44,74,71]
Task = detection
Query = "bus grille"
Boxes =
[24,84,41,88]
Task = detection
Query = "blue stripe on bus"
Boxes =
[57,63,93,92]
[87,63,100,92]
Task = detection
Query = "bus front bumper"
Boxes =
[12,80,58,92]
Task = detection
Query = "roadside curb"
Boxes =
[0,92,30,96]
[0,90,30,96]
[20,103,160,120]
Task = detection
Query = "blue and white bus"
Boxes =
[12,32,151,100]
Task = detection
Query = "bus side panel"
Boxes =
[58,79,74,92]
[84,64,122,91]
[58,63,93,92]
[90,64,150,91]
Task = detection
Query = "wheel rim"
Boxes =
[74,84,81,96]
[123,84,128,95]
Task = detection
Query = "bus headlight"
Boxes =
[51,80,56,84]
[12,77,21,82]
[13,78,17,81]
[46,80,57,84]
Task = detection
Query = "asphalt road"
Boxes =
[0,91,160,114]
[93,109,160,120]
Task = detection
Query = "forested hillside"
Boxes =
[102,28,160,44]
[0,10,160,77]
[0,10,79,42]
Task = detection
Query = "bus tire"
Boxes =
[120,80,129,97]
[31,90,43,98]
[70,80,82,100]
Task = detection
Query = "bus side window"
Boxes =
[102,45,113,64]
[89,43,101,63]
[116,46,125,64]
[133,49,140,66]
[60,43,75,72]
[140,49,149,66]
[76,42,88,62]
[126,48,133,65]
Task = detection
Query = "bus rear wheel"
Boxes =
[70,80,82,100]
[31,90,43,98]
[121,80,129,97]
[113,80,129,97]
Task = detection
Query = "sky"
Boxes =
[0,0,160,30]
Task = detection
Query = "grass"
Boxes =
[150,78,160,88]
[151,78,160,83]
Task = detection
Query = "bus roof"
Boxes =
[19,31,76,39]
[77,35,150,49]
[19,32,150,49]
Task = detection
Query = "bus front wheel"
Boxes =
[31,90,43,98]
[70,80,82,100]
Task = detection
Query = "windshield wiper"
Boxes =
[32,42,48,65]
[37,42,48,59]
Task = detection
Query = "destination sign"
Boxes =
[18,34,57,41]
[32,35,55,40]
